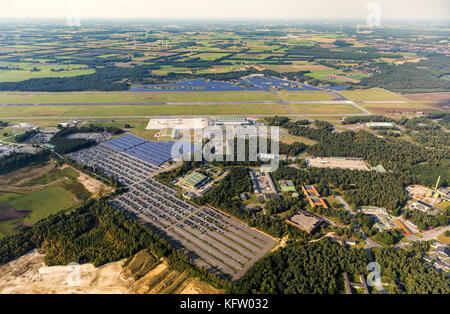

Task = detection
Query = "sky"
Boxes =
[0,0,449,20]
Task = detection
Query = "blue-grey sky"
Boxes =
[1,0,449,20]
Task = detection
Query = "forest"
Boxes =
[0,199,228,289]
[265,116,449,188]
[49,125,123,155]
[195,167,310,239]
[229,239,370,294]
[361,56,450,93]
[372,243,450,294]
[272,165,407,213]
[0,150,50,175]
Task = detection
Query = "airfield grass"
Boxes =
[0,104,288,118]
[287,103,362,114]
[0,91,278,104]
[338,88,409,101]
[362,102,438,113]
[278,91,335,101]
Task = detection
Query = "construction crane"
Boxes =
[427,176,441,198]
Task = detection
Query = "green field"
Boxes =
[287,103,362,114]
[8,186,75,223]
[0,61,94,82]
[0,186,76,238]
[361,102,437,113]
[0,165,91,238]
[192,53,231,61]
[339,88,409,101]
[278,91,335,102]
[0,91,277,104]
[0,103,289,118]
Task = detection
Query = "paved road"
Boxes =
[406,225,450,242]
[334,195,382,249]
[0,100,377,107]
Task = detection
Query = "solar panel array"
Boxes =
[105,133,197,167]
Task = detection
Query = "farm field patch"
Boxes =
[287,103,362,114]
[0,61,94,82]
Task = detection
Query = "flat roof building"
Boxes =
[286,210,324,234]
[181,171,208,189]
[302,185,328,208]
[366,122,395,129]
[214,117,251,126]
[279,180,296,193]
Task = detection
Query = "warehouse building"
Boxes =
[181,171,208,189]
[286,210,324,234]
[279,180,296,193]
[214,117,251,126]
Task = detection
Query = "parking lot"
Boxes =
[67,136,275,280]
[306,157,370,171]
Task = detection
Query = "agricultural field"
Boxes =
[0,61,94,82]
[0,164,111,239]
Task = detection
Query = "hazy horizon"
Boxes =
[1,0,449,21]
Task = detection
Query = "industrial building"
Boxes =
[366,122,395,129]
[279,180,296,193]
[181,171,208,189]
[302,185,328,208]
[286,210,324,234]
[214,117,251,126]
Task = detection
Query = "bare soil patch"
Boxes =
[0,203,30,222]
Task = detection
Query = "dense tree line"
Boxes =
[0,199,228,288]
[373,229,403,245]
[403,209,448,231]
[76,124,124,135]
[342,115,396,125]
[195,167,310,239]
[373,243,450,294]
[286,45,399,61]
[48,125,123,154]
[156,160,203,185]
[14,129,38,142]
[0,151,50,175]
[310,206,353,226]
[272,166,407,212]
[279,141,308,156]
[360,56,450,93]
[0,64,157,91]
[229,239,370,294]
[50,135,96,155]
[267,117,449,185]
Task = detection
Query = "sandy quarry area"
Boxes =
[0,250,223,294]
[0,250,134,294]
[61,164,114,198]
